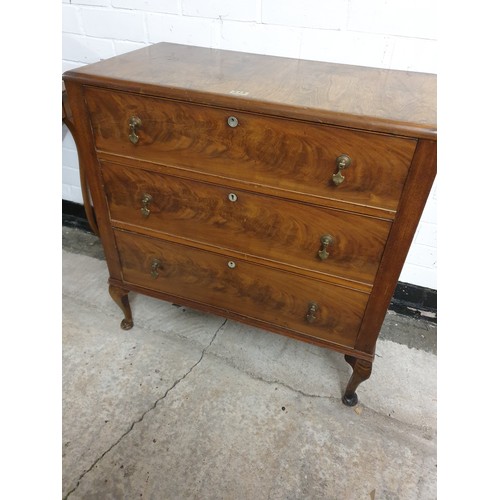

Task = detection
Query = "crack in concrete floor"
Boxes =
[64,320,226,499]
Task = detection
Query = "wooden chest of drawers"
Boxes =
[63,42,436,405]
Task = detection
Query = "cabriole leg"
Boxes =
[109,284,134,330]
[342,355,373,406]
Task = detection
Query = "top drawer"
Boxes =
[84,87,416,214]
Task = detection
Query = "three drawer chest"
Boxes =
[63,42,436,406]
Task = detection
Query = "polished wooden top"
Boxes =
[63,42,436,139]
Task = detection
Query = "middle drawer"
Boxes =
[102,162,391,285]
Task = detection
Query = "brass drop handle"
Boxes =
[318,234,334,261]
[306,302,319,323]
[150,258,162,279]
[141,193,153,217]
[128,116,142,144]
[332,154,352,186]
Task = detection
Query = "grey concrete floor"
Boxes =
[62,226,437,499]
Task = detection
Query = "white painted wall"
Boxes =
[62,0,437,289]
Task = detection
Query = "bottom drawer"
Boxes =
[115,231,369,348]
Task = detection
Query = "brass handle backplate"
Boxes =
[150,258,162,279]
[128,116,142,144]
[318,234,334,261]
[306,302,319,323]
[141,193,152,217]
[332,154,352,186]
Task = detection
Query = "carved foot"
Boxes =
[342,355,372,406]
[109,285,134,330]
[342,391,359,407]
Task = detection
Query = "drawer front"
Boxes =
[103,162,391,285]
[115,231,369,348]
[85,87,416,213]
